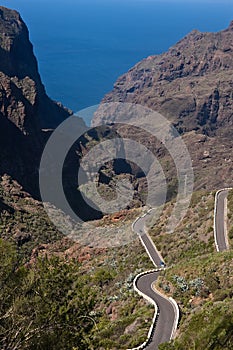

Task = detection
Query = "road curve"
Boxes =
[131,188,231,349]
[136,272,176,349]
[214,189,230,252]
[132,212,178,349]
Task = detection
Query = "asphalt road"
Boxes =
[134,214,163,267]
[133,213,177,349]
[215,189,229,251]
[132,189,231,349]
[136,272,176,349]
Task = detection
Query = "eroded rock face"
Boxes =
[0,6,71,129]
[0,6,77,196]
[0,7,41,82]
[92,22,233,191]
[100,22,233,136]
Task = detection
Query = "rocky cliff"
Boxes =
[0,6,71,129]
[93,22,233,191]
[101,21,233,136]
[0,6,82,196]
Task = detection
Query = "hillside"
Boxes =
[1,177,232,349]
[155,190,233,349]
[0,6,232,350]
[102,21,233,136]
[92,22,233,192]
[0,6,86,196]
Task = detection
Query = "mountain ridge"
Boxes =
[100,21,233,136]
[92,21,233,192]
[0,7,232,350]
[0,6,86,196]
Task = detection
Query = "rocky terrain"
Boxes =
[92,21,233,192]
[0,6,232,209]
[102,21,233,135]
[0,6,85,196]
[0,6,232,350]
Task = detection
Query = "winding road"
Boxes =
[131,188,231,350]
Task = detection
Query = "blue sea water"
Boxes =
[1,0,233,121]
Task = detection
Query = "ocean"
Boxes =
[1,0,233,123]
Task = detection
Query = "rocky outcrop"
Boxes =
[0,6,85,197]
[92,22,233,191]
[100,22,233,137]
[0,6,71,129]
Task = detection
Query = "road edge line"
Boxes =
[128,269,161,350]
[169,297,180,339]
[224,196,230,250]
[139,235,158,268]
[132,211,160,268]
[129,211,179,349]
[150,282,180,339]
[214,188,232,252]
[214,190,221,252]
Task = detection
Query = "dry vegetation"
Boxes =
[0,175,232,349]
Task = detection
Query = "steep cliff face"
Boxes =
[100,21,233,136]
[0,7,42,84]
[93,22,233,191]
[0,6,71,130]
[0,6,77,196]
